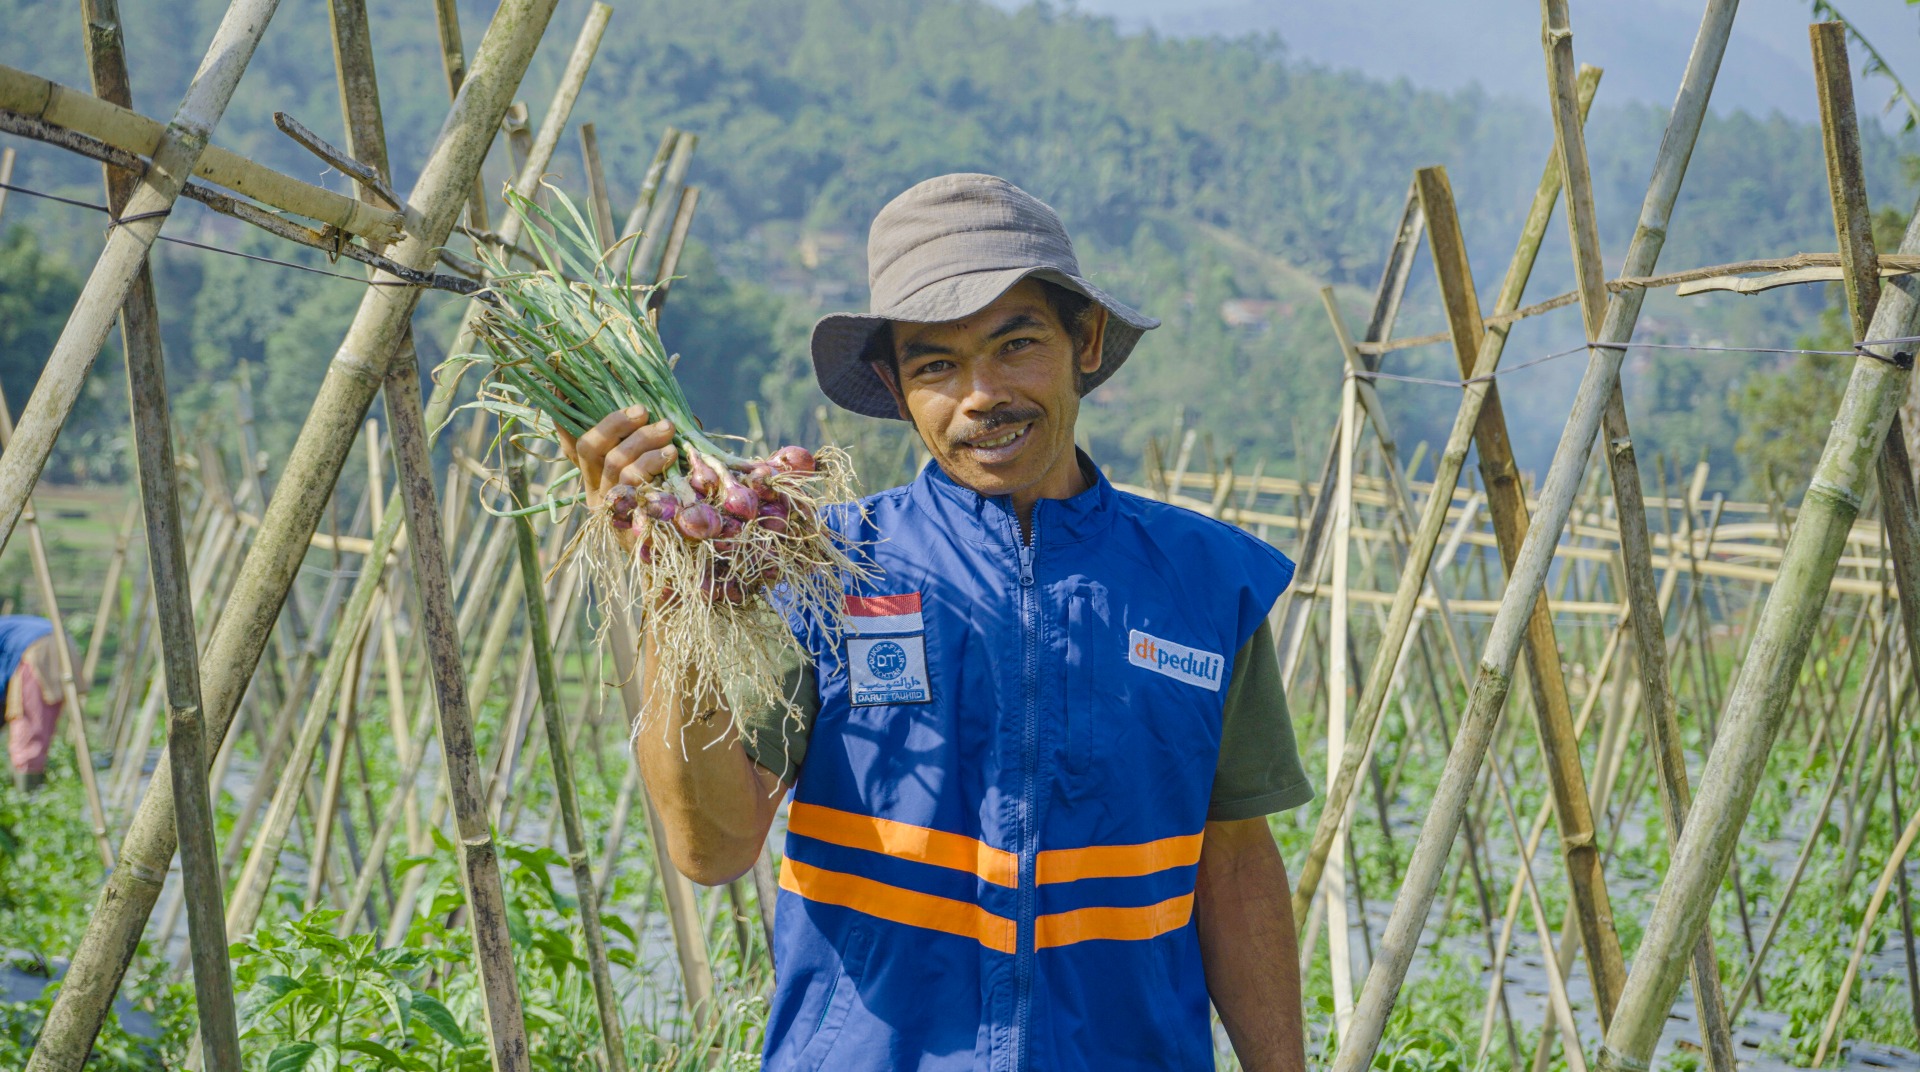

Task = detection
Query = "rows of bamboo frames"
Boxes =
[0,0,1918,1068]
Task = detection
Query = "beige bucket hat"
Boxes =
[810,173,1159,420]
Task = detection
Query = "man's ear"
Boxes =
[1077,306,1109,377]
[872,360,912,422]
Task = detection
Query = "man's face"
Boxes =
[878,279,1107,507]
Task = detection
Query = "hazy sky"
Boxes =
[990,0,1919,126]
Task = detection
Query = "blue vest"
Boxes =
[766,458,1294,1072]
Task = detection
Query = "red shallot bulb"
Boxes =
[719,481,760,521]
[742,462,777,491]
[675,502,725,540]
[607,485,639,530]
[769,445,816,474]
[688,453,721,497]
[756,499,790,534]
[642,491,679,521]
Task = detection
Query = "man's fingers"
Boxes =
[601,420,676,488]
[572,405,650,495]
[616,444,678,489]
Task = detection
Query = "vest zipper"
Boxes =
[1013,516,1038,1072]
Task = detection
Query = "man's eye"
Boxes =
[911,359,954,377]
[1003,338,1035,353]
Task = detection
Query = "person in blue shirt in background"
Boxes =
[0,616,65,792]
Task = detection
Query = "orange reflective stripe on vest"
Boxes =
[781,803,1204,951]
[1035,831,1205,884]
[1035,893,1195,949]
[779,857,1017,954]
[789,801,1018,887]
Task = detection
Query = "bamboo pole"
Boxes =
[25,6,560,1068]
[80,502,139,691]
[1593,196,1920,1072]
[73,7,245,1060]
[626,131,697,280]
[428,0,488,232]
[507,459,627,1072]
[1541,4,1731,1053]
[304,632,366,911]
[1810,20,1920,717]
[1326,374,1358,1037]
[1275,190,1419,678]
[1423,161,1629,1021]
[385,340,531,1069]
[1814,761,1920,1063]
[1333,7,1738,1067]
[1292,67,1599,925]
[606,614,718,1023]
[646,185,702,317]
[0,68,402,241]
[621,127,681,239]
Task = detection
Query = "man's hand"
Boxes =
[557,405,677,547]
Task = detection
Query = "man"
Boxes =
[565,174,1311,1070]
[0,615,65,792]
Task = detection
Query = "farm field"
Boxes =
[2,0,1920,1070]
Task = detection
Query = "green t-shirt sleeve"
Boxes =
[737,645,818,785]
[1209,619,1315,821]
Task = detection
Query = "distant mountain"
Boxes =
[1006,0,1920,127]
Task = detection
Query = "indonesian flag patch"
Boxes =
[844,593,925,635]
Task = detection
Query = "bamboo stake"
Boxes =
[606,614,718,1024]
[1594,198,1920,1072]
[1335,7,1738,1066]
[1541,4,1730,1052]
[1810,20,1920,731]
[26,6,560,1068]
[1423,160,1630,1022]
[1814,762,1920,1063]
[80,502,139,691]
[579,123,615,245]
[1278,186,1424,678]
[626,131,698,281]
[0,68,402,241]
[1326,374,1358,1037]
[385,342,531,1069]
[1293,67,1600,925]
[621,127,681,239]
[507,459,627,1072]
[305,631,366,911]
[428,0,488,232]
[646,185,702,317]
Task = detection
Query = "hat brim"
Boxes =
[811,267,1159,421]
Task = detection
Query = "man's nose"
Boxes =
[959,359,1015,416]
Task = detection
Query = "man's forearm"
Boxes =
[1196,818,1306,1071]
[631,618,781,885]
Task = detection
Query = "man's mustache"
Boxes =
[952,406,1044,445]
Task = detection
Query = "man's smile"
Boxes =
[959,421,1033,464]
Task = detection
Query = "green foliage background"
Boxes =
[0,0,1915,496]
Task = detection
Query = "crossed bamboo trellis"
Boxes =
[2,0,1920,1069]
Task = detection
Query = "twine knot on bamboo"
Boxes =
[103,206,169,235]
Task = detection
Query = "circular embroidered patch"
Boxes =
[865,639,909,681]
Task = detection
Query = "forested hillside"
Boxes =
[0,0,1914,494]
